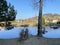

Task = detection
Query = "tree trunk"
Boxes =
[37,0,42,37]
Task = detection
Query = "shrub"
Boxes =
[24,28,29,39]
[18,29,25,41]
[18,28,29,42]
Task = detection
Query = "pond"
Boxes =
[43,26,60,38]
[0,27,37,39]
[0,26,60,39]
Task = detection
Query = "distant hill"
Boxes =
[43,14,60,20]
[12,14,60,27]
[23,14,60,22]
[24,14,60,20]
[1,14,60,27]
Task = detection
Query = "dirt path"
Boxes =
[0,37,60,45]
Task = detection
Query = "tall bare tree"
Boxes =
[32,0,53,37]
[32,0,43,37]
[38,0,42,37]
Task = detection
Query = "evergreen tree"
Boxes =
[0,0,17,21]
[8,5,17,21]
[0,0,17,29]
[0,0,8,21]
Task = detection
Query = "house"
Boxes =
[52,19,60,23]
[52,19,58,23]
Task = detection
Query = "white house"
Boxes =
[52,19,58,23]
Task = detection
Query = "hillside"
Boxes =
[43,14,60,20]
[11,16,38,27]
[11,14,60,27]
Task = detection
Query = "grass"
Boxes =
[11,21,37,27]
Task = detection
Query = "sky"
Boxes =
[7,0,60,20]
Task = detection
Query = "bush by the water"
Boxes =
[6,22,14,30]
[18,28,29,42]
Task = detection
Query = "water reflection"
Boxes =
[0,26,60,39]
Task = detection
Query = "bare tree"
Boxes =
[32,0,43,37]
[38,0,42,37]
[32,0,54,37]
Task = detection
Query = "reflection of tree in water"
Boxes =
[57,21,60,24]
[0,23,5,27]
[20,25,29,27]
[6,22,14,30]
[0,22,14,30]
